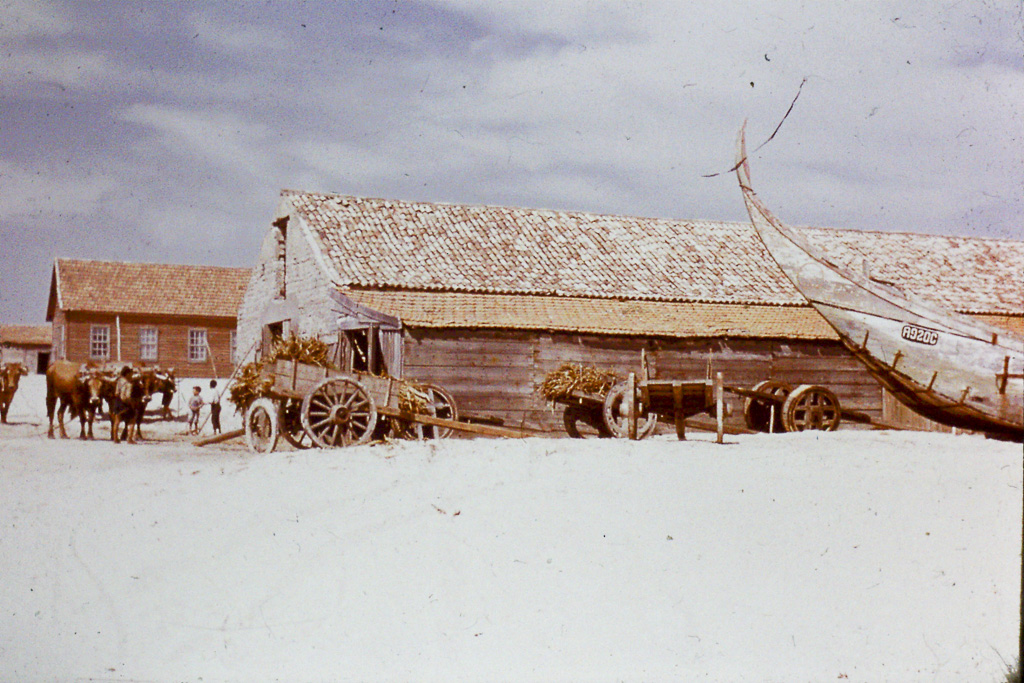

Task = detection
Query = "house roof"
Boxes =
[48,259,251,320]
[0,324,52,347]
[346,289,839,339]
[281,191,1024,316]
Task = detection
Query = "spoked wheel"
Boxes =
[279,398,312,449]
[743,380,793,433]
[245,398,280,453]
[602,382,658,440]
[301,378,378,448]
[563,404,612,438]
[391,383,459,440]
[781,384,841,432]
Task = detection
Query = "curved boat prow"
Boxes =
[735,125,1023,439]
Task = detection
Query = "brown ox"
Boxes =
[0,362,29,423]
[109,367,157,444]
[45,360,108,439]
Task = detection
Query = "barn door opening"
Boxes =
[337,323,402,378]
[261,322,284,360]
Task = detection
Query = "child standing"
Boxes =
[208,379,222,435]
[188,385,204,435]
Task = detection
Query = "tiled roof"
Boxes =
[347,289,839,339]
[50,259,251,319]
[0,324,52,346]
[283,191,1024,316]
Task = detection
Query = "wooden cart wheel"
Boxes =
[279,398,312,449]
[245,398,280,453]
[743,380,793,432]
[780,384,841,432]
[390,384,459,440]
[602,382,658,439]
[563,404,613,438]
[301,378,378,448]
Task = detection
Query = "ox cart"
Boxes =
[553,351,858,440]
[243,359,528,452]
[554,352,726,442]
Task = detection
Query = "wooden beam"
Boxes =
[377,406,532,439]
[194,428,244,447]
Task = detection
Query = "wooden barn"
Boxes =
[237,191,1024,432]
[47,259,251,378]
[0,324,52,374]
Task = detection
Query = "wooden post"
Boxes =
[673,382,686,441]
[627,372,638,441]
[367,324,379,375]
[715,371,724,445]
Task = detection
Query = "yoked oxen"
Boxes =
[0,362,29,423]
[45,360,109,439]
[109,367,158,444]
[155,367,176,420]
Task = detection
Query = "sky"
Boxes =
[1,0,1021,325]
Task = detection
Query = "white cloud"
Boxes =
[0,160,118,221]
[0,0,73,39]
[116,104,276,177]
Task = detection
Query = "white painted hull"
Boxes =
[735,127,1023,438]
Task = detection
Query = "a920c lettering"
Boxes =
[901,324,939,346]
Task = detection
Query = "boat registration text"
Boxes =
[901,324,939,346]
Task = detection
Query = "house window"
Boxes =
[90,325,110,360]
[139,327,159,361]
[188,329,208,363]
[230,330,237,364]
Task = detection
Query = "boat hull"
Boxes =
[735,126,1023,438]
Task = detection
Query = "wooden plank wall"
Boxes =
[402,328,884,434]
[882,390,953,433]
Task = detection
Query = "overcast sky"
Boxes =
[1,0,1021,325]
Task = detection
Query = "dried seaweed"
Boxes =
[540,363,618,402]
[228,334,336,413]
[397,384,430,415]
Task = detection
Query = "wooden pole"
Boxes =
[715,371,724,444]
[627,372,638,441]
[204,337,218,378]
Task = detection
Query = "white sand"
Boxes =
[1,375,1020,682]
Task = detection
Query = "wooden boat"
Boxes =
[734,125,1023,439]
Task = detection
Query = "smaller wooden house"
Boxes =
[0,324,52,373]
[47,259,251,378]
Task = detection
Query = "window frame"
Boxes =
[89,325,110,360]
[139,327,159,362]
[188,328,208,363]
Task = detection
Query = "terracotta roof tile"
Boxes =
[283,191,1024,316]
[53,259,251,318]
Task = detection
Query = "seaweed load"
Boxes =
[540,363,618,402]
[228,335,334,412]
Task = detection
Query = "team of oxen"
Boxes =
[42,360,177,443]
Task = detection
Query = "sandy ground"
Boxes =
[1,375,1021,682]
